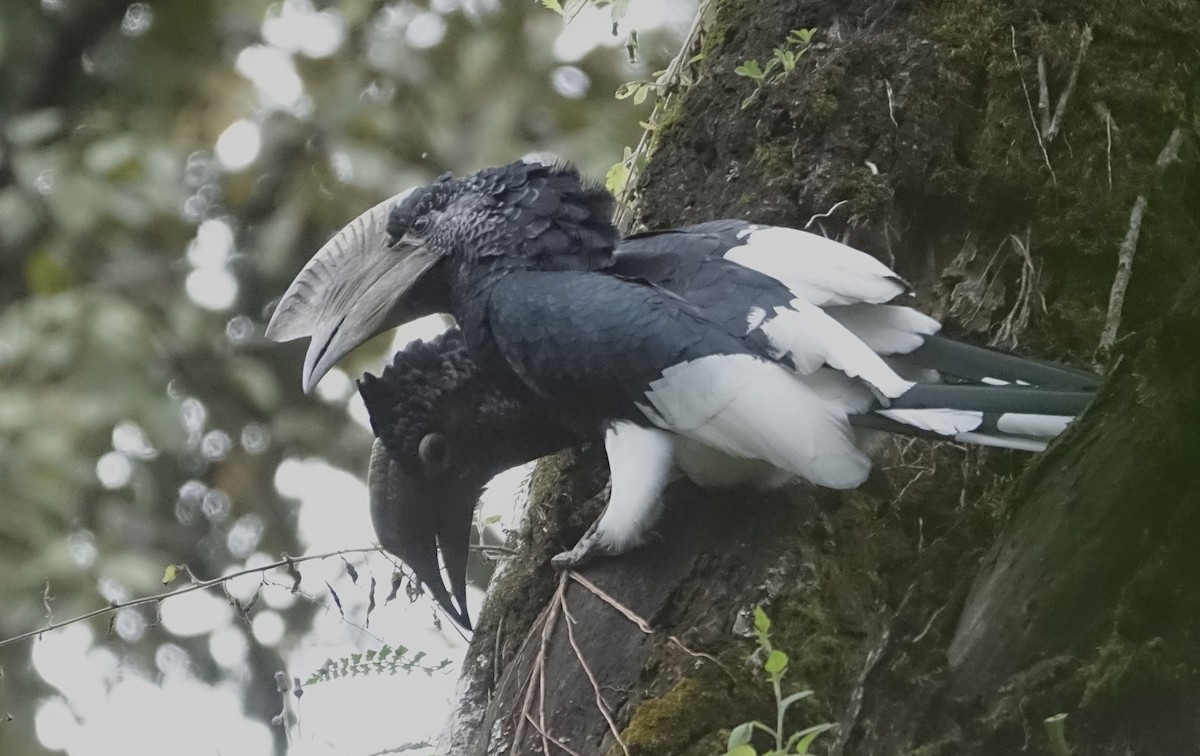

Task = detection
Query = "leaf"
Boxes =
[25,250,74,295]
[727,746,757,756]
[792,723,834,754]
[734,60,764,81]
[765,649,789,676]
[754,606,771,635]
[615,81,645,100]
[779,690,814,712]
[605,160,630,196]
[728,722,754,748]
[609,0,631,23]
[540,0,564,15]
[161,564,178,585]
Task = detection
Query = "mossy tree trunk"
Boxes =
[436,0,1200,753]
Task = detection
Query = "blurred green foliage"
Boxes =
[0,0,686,752]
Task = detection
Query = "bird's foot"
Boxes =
[550,531,615,570]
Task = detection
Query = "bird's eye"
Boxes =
[418,433,449,470]
[411,216,431,237]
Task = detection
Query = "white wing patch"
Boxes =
[638,354,871,490]
[724,226,906,307]
[824,304,941,355]
[756,299,915,400]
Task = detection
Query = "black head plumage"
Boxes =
[357,329,480,468]
[384,161,618,272]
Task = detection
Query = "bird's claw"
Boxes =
[550,531,612,570]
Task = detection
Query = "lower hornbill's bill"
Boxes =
[267,161,1100,628]
[356,330,578,628]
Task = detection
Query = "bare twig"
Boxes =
[1094,101,1115,190]
[993,228,1045,348]
[1099,126,1184,351]
[567,572,650,632]
[1010,27,1056,185]
[512,575,567,756]
[0,547,383,649]
[912,602,949,644]
[804,199,850,230]
[567,572,732,678]
[1037,55,1051,134]
[884,79,898,128]
[1044,25,1092,143]
[523,712,583,756]
[560,595,630,756]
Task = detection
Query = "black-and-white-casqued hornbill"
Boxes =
[267,160,1099,629]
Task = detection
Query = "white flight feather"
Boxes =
[756,300,915,400]
[724,226,906,307]
[638,354,871,490]
[876,408,984,435]
[824,304,941,355]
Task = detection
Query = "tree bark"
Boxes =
[438,0,1200,753]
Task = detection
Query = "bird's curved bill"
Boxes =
[367,440,478,630]
[265,191,442,393]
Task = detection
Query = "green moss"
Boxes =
[768,595,855,719]
[1079,533,1200,706]
[1080,635,1170,710]
[611,677,739,756]
[929,0,1006,67]
[645,95,689,160]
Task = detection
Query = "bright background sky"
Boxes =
[24,1,694,753]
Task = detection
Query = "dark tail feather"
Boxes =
[905,335,1101,390]
[850,414,1053,452]
[854,380,1094,452]
[887,383,1093,416]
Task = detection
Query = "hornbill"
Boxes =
[267,161,1099,628]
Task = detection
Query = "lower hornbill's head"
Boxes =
[266,161,617,393]
[357,329,578,629]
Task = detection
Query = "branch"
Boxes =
[0,546,385,649]
[1099,126,1185,352]
[1044,25,1092,143]
[1011,27,1056,185]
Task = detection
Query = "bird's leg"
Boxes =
[551,422,676,569]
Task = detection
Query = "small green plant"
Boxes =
[721,607,833,756]
[305,644,451,686]
[734,28,816,108]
